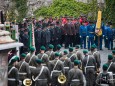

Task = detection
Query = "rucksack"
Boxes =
[100,73,110,84]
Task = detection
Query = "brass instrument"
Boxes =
[58,73,66,84]
[23,78,32,86]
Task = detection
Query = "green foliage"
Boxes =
[103,0,115,26]
[12,0,28,22]
[34,0,92,18]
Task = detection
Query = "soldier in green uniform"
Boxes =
[105,55,115,85]
[50,52,65,86]
[16,53,31,85]
[68,60,84,86]
[32,59,51,86]
[82,50,97,86]
[37,46,49,66]
[45,44,55,60]
[89,44,101,73]
[8,58,19,86]
[25,47,37,71]
[96,64,113,86]
[55,44,63,58]
[67,47,78,67]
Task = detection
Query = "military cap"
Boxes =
[55,52,60,57]
[57,44,62,49]
[30,47,35,52]
[112,50,115,54]
[64,50,68,54]
[14,56,19,61]
[108,54,113,60]
[91,44,97,49]
[21,53,26,58]
[74,60,80,65]
[40,46,46,50]
[69,47,73,52]
[36,59,43,64]
[83,50,88,54]
[49,44,54,49]
[75,45,80,49]
[10,58,17,64]
[103,64,108,71]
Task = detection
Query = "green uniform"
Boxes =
[8,66,19,86]
[68,67,84,86]
[32,65,51,86]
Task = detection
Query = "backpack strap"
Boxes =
[8,66,15,75]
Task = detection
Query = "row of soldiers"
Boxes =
[19,17,115,54]
[8,43,115,86]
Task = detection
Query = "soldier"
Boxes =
[79,22,87,49]
[89,44,101,73]
[82,50,97,86]
[34,25,42,54]
[50,52,65,86]
[55,44,63,58]
[21,29,29,53]
[45,44,55,60]
[8,58,19,86]
[25,47,37,71]
[67,47,78,67]
[112,50,115,62]
[32,59,51,86]
[73,45,83,68]
[96,64,113,86]
[16,53,31,85]
[105,55,115,85]
[106,23,114,50]
[37,46,49,66]
[60,50,72,77]
[68,60,84,86]
[87,21,95,50]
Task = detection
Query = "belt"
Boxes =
[72,79,80,82]
[29,66,36,69]
[89,32,94,33]
[64,67,69,69]
[42,63,46,66]
[8,78,16,81]
[37,79,47,81]
[86,66,95,68]
[18,72,27,75]
[52,70,61,72]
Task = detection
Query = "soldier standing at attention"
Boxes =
[32,59,51,86]
[45,44,55,60]
[55,44,63,58]
[89,44,101,73]
[67,47,78,67]
[25,47,37,71]
[79,22,87,49]
[82,50,97,86]
[37,46,49,66]
[16,53,31,85]
[96,64,113,86]
[68,60,84,86]
[8,58,19,86]
[60,50,72,76]
[50,52,65,86]
[87,21,95,50]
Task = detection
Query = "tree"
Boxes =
[34,0,92,18]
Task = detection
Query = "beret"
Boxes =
[30,47,35,52]
[57,44,61,49]
[64,50,68,54]
[75,45,80,49]
[36,59,43,63]
[83,50,88,53]
[49,44,54,49]
[103,64,108,70]
[112,50,115,54]
[74,60,80,65]
[21,53,26,58]
[69,47,73,52]
[40,46,46,50]
[55,52,60,57]
[108,54,113,60]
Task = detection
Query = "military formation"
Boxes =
[19,16,115,54]
[8,43,115,86]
